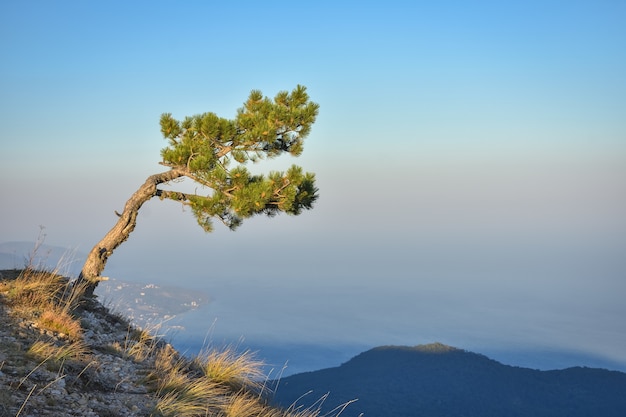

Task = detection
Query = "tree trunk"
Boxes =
[77,168,186,296]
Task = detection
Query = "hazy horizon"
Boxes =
[2,1,625,376]
[1,239,624,376]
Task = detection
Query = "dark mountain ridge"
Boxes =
[272,343,626,417]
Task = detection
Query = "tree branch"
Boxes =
[155,189,193,204]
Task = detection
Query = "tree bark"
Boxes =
[77,168,186,296]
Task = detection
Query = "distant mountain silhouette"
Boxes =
[0,241,86,275]
[271,343,626,417]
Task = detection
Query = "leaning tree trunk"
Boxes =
[77,168,185,297]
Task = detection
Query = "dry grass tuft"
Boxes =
[223,392,274,417]
[27,339,89,368]
[39,308,83,340]
[150,345,192,394]
[125,325,161,362]
[1,268,65,311]
[155,386,217,417]
[0,267,86,341]
[149,345,227,416]
[194,347,265,392]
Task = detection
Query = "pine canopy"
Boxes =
[158,85,319,232]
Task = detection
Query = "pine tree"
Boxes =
[78,85,319,296]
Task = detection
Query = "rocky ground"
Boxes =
[0,270,161,417]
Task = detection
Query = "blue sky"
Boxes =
[1,1,625,372]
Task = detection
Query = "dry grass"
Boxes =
[145,342,345,417]
[1,268,65,310]
[194,347,265,392]
[0,267,86,341]
[39,308,83,340]
[223,391,290,417]
[149,344,227,416]
[150,344,193,394]
[125,324,161,362]
[27,339,89,368]
[154,378,226,416]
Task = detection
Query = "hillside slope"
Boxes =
[272,343,626,417]
[0,268,319,417]
[0,269,157,416]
